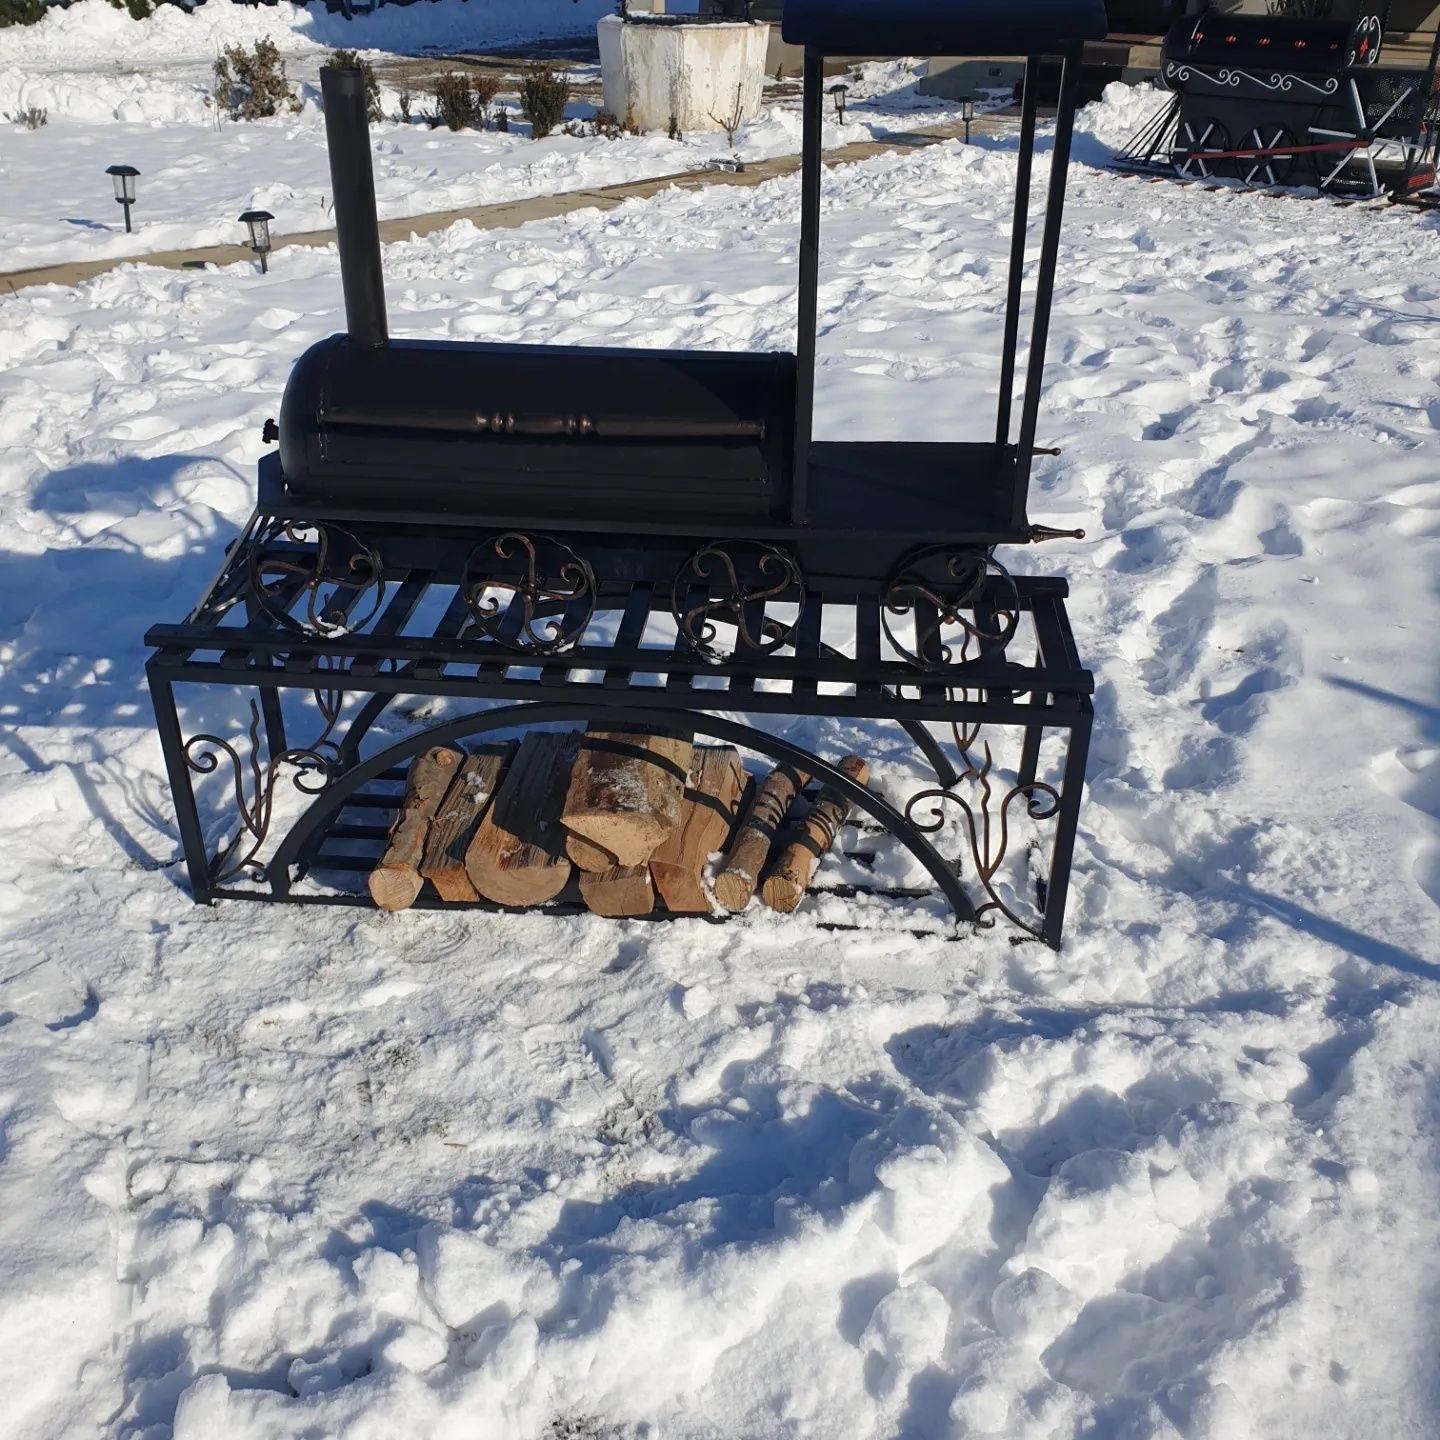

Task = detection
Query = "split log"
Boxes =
[419,743,515,903]
[561,730,693,870]
[565,830,621,875]
[650,746,746,915]
[464,732,574,907]
[369,746,464,911]
[579,864,656,918]
[711,761,809,912]
[760,755,871,914]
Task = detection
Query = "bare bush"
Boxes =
[7,104,47,128]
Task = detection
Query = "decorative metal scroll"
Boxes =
[672,542,805,663]
[463,532,596,655]
[184,682,342,885]
[905,742,1060,939]
[1162,61,1340,98]
[246,518,385,637]
[882,545,1020,672]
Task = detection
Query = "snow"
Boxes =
[2,36,961,273]
[3,55,1440,1440]
[0,0,614,71]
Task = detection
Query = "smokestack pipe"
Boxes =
[321,66,388,349]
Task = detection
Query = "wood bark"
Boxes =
[579,864,656,918]
[760,755,871,914]
[711,761,809,912]
[368,746,464,911]
[650,746,746,914]
[561,729,693,869]
[464,731,574,907]
[419,743,515,903]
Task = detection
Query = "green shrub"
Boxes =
[519,62,570,140]
[326,48,382,124]
[211,39,301,122]
[432,71,479,131]
[107,0,154,18]
[0,0,45,26]
[397,89,412,124]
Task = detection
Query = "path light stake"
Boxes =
[962,94,975,144]
[239,209,275,274]
[106,164,138,234]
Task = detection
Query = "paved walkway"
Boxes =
[0,119,988,296]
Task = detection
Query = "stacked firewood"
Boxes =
[368,729,870,918]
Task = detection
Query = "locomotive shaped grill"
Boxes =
[273,0,1109,546]
[1116,1,1440,196]
[146,0,1109,948]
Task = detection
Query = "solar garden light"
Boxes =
[106,164,139,234]
[961,95,975,144]
[829,82,849,122]
[239,210,276,274]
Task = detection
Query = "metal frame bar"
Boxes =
[995,55,1041,449]
[791,47,824,525]
[1015,45,1082,497]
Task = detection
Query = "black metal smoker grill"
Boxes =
[144,0,1108,947]
[1114,4,1440,197]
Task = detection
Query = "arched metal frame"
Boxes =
[266,701,979,921]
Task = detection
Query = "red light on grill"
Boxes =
[1294,39,1307,48]
[1225,33,1237,42]
[1259,36,1270,45]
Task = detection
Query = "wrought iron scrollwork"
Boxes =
[883,545,1020,672]
[905,742,1060,940]
[247,518,385,637]
[463,532,596,655]
[184,692,341,885]
[672,542,805,663]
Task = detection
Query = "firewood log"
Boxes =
[650,746,745,914]
[369,746,463,911]
[760,756,871,914]
[561,729,693,869]
[711,761,809,912]
[579,864,656,918]
[464,732,574,907]
[419,743,515,903]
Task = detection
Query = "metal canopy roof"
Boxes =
[780,0,1109,56]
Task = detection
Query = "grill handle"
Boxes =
[321,66,388,350]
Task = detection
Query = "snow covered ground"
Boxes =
[3,78,1440,1440]
[1,0,962,272]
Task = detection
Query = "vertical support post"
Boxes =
[791,47,824,526]
[994,56,1040,450]
[1041,698,1091,950]
[321,66,389,349]
[1406,23,1440,188]
[147,668,214,903]
[1015,46,1082,489]
[122,201,133,234]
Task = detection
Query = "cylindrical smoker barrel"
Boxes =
[320,66,388,349]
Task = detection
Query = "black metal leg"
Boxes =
[1019,701,1046,787]
[147,669,213,903]
[243,594,290,763]
[259,688,289,765]
[1041,700,1091,950]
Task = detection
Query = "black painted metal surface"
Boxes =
[780,0,1106,57]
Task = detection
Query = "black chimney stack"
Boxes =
[321,66,388,349]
